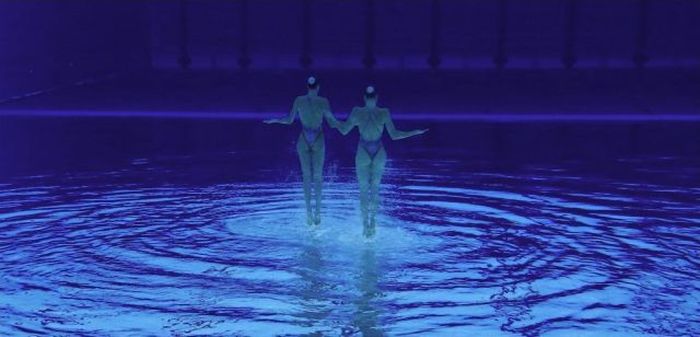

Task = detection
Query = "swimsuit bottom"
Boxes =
[303,126,322,145]
[360,138,383,158]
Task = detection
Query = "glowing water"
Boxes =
[1,119,699,336]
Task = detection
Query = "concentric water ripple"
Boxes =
[1,156,699,336]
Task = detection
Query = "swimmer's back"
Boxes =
[352,107,387,141]
[296,95,329,129]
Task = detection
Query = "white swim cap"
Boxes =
[365,85,376,98]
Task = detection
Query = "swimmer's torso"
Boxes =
[296,95,330,130]
[352,107,387,142]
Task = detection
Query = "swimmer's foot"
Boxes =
[314,213,321,225]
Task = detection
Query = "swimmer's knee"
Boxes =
[360,182,371,192]
[371,171,384,184]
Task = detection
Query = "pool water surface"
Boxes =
[0,118,699,336]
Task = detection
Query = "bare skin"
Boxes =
[337,95,427,237]
[264,86,341,226]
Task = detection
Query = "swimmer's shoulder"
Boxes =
[318,96,330,106]
[294,95,314,108]
[297,95,328,104]
[351,106,365,115]
[377,107,390,120]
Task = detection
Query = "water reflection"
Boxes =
[352,246,384,337]
[298,236,331,335]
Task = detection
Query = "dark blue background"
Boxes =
[0,0,698,117]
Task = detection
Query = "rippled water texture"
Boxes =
[1,118,699,336]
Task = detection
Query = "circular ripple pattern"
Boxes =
[1,159,699,336]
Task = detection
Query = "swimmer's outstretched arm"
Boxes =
[322,99,342,129]
[264,97,299,125]
[335,108,358,135]
[384,109,428,140]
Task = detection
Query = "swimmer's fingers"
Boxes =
[415,128,429,135]
[263,119,278,124]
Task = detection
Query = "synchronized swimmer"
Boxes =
[265,77,427,237]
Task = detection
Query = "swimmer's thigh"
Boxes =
[296,136,312,179]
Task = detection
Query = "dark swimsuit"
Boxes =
[360,138,382,158]
[359,109,384,158]
[303,126,322,146]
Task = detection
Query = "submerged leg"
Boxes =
[368,148,387,232]
[355,147,372,237]
[297,136,314,225]
[311,136,326,225]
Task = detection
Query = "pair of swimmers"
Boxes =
[264,77,427,237]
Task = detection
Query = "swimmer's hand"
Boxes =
[412,129,429,136]
[264,116,295,125]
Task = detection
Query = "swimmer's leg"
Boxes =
[297,135,314,225]
[355,147,372,236]
[367,147,387,236]
[311,136,325,225]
